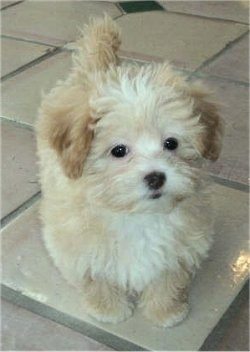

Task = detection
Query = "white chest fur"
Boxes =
[90,211,179,291]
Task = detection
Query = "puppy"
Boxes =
[36,16,224,327]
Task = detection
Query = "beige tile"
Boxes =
[160,1,249,24]
[2,51,72,125]
[1,38,52,77]
[117,12,247,70]
[1,1,122,46]
[2,299,113,351]
[201,32,249,83]
[200,77,249,185]
[1,183,249,351]
[1,122,39,219]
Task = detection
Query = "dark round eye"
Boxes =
[111,144,129,158]
[163,137,178,151]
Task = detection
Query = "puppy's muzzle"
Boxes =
[144,171,166,190]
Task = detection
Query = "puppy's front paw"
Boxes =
[83,276,133,323]
[143,301,189,328]
[140,269,190,327]
[84,296,133,324]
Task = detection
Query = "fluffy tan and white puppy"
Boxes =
[36,16,224,327]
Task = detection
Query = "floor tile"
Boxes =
[1,1,122,46]
[201,32,249,83]
[2,299,113,351]
[1,183,249,351]
[1,37,52,77]
[198,77,249,185]
[116,11,247,70]
[1,121,39,219]
[159,1,250,24]
[1,51,72,125]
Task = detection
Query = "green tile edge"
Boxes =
[200,279,249,351]
[119,1,164,13]
[1,284,148,351]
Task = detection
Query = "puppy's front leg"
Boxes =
[140,269,190,327]
[83,273,133,323]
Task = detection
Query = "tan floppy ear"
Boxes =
[50,107,93,179]
[39,86,94,179]
[190,83,224,161]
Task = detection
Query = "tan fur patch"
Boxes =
[189,83,224,161]
[37,85,94,179]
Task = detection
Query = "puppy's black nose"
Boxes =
[144,172,166,190]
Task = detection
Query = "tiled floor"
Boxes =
[2,299,114,351]
[1,1,249,351]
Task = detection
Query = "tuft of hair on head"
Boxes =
[73,14,121,73]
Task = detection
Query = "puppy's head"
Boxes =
[42,17,224,213]
[82,64,224,212]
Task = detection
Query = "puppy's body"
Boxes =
[37,16,223,326]
[40,172,212,292]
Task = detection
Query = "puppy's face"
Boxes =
[47,64,223,213]
[81,65,223,213]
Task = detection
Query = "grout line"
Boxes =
[0,0,24,11]
[119,49,165,64]
[119,49,249,87]
[192,71,249,87]
[210,175,249,193]
[120,50,193,76]
[1,116,34,131]
[1,192,41,229]
[1,34,57,48]
[163,8,249,26]
[199,279,249,351]
[1,284,147,351]
[191,30,249,75]
[1,47,63,82]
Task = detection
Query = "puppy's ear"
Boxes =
[190,83,224,161]
[151,64,223,161]
[39,86,94,179]
[50,108,93,179]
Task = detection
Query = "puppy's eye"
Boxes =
[163,137,178,151]
[111,144,129,158]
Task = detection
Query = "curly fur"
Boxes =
[36,15,224,327]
